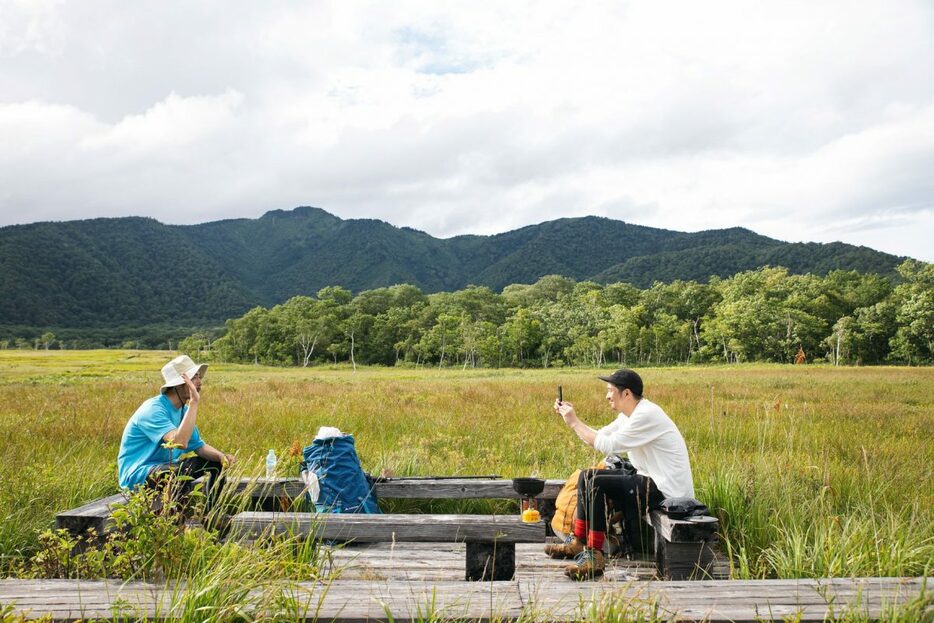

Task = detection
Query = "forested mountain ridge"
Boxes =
[0,206,907,328]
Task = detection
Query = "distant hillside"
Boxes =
[0,206,907,328]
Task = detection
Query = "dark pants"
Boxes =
[146,456,226,510]
[576,468,665,533]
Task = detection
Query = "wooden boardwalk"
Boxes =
[325,542,662,582]
[0,576,927,621]
[41,483,928,619]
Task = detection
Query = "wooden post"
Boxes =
[648,511,720,580]
[655,537,719,580]
[465,542,515,581]
[537,498,556,536]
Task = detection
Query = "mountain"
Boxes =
[0,207,907,328]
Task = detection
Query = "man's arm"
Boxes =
[554,400,598,447]
[163,374,199,448]
[196,443,235,467]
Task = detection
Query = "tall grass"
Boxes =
[0,350,931,580]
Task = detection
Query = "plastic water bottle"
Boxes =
[306,471,320,503]
[265,449,277,479]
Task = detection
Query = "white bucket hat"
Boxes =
[161,355,208,390]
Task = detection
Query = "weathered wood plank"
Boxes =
[53,494,125,535]
[55,478,563,530]
[54,477,207,536]
[375,479,565,500]
[325,542,657,582]
[647,509,722,580]
[229,512,546,543]
[516,577,931,622]
[1,578,927,622]
[656,540,722,581]
[55,477,562,540]
[648,510,719,543]
[232,477,565,502]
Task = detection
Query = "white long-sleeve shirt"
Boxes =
[592,398,695,499]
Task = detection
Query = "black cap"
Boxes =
[598,368,644,397]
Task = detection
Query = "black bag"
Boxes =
[603,454,638,476]
[659,497,709,519]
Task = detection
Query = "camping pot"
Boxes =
[512,477,545,497]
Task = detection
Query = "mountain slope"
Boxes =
[0,207,907,327]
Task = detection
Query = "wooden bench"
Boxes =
[230,478,724,580]
[648,511,721,580]
[55,477,563,536]
[56,477,724,580]
[235,476,563,508]
[55,494,126,537]
[228,512,544,581]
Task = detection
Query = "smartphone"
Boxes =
[558,385,563,404]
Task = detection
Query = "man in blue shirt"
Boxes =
[118,355,235,502]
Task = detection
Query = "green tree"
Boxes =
[214,306,268,364]
[343,311,374,371]
[39,332,56,350]
[502,307,544,366]
[889,260,934,363]
[280,296,332,366]
[178,332,212,358]
[502,274,575,308]
[417,313,462,368]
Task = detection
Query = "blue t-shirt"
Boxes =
[117,393,205,489]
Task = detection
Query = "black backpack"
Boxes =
[659,497,709,519]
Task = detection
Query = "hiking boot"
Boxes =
[564,549,605,580]
[544,536,584,559]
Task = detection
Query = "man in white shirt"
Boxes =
[551,368,695,579]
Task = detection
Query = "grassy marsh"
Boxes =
[0,350,931,580]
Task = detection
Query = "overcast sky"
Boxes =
[1,1,932,261]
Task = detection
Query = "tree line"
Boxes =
[0,324,209,351]
[179,261,932,367]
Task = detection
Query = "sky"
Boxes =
[1,1,932,261]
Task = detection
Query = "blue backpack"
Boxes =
[301,435,380,514]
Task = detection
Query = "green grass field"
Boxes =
[0,350,931,580]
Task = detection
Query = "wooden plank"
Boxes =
[516,577,931,622]
[375,479,565,500]
[648,510,719,543]
[0,580,526,622]
[324,542,657,582]
[232,477,565,503]
[55,477,564,538]
[656,540,722,581]
[54,494,125,535]
[1,578,927,622]
[287,579,527,622]
[55,477,208,536]
[232,477,307,500]
[229,512,546,543]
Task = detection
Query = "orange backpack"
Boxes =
[550,462,605,537]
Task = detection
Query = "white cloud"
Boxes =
[0,0,932,261]
[82,90,243,152]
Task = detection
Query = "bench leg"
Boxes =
[655,536,718,580]
[538,499,557,537]
[465,542,515,581]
